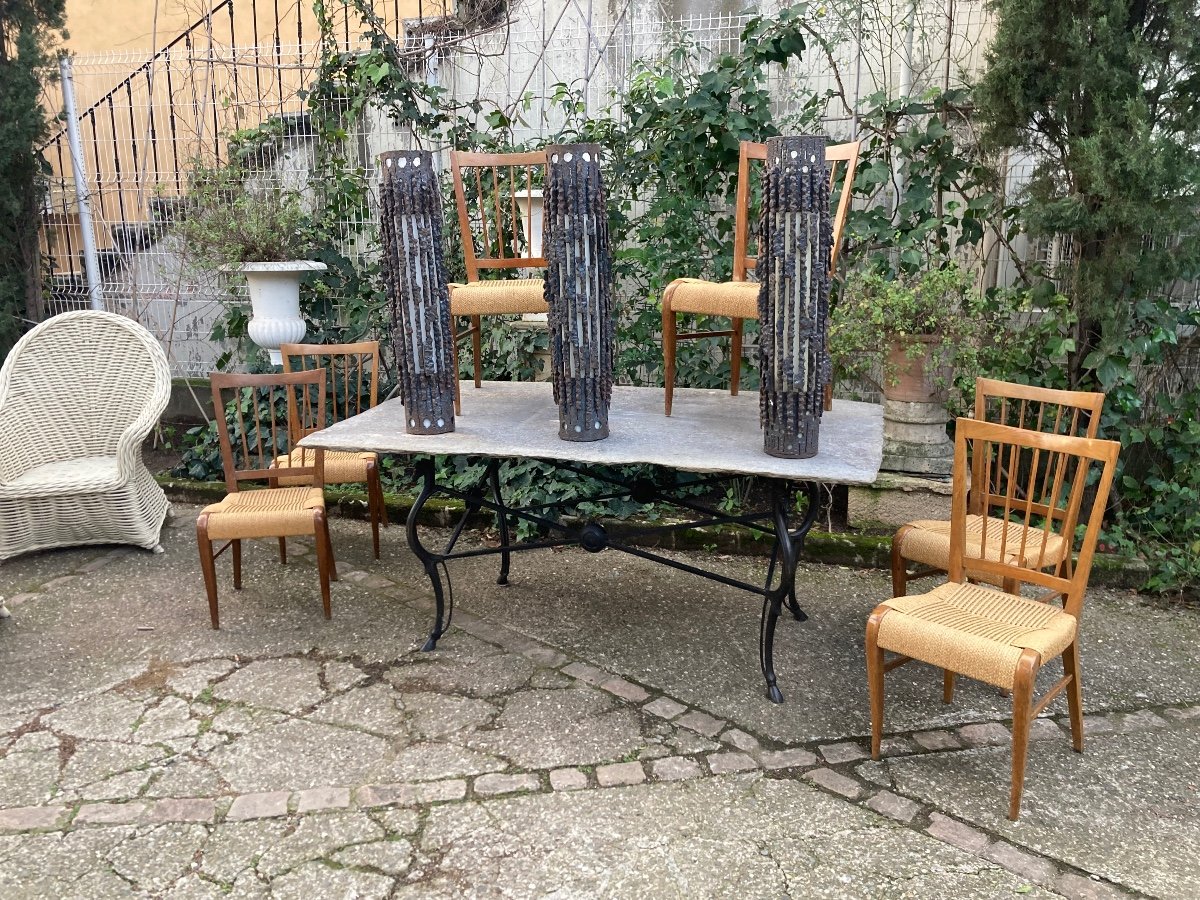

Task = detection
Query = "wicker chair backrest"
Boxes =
[0,311,171,481]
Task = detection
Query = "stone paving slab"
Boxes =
[407,775,1055,898]
[431,546,1200,746]
[883,721,1200,898]
[0,504,1197,897]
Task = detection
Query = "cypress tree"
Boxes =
[0,0,65,358]
[976,0,1200,392]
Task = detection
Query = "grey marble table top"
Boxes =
[300,381,883,484]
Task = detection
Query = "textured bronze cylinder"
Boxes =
[379,150,456,435]
[544,143,614,442]
[757,135,832,459]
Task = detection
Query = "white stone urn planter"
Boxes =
[235,261,327,365]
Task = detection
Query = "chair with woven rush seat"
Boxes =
[891,379,1105,597]
[866,417,1120,820]
[449,149,548,412]
[0,310,171,562]
[280,341,387,559]
[661,139,860,415]
[197,370,337,629]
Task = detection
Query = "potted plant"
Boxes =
[177,163,325,365]
[830,264,987,474]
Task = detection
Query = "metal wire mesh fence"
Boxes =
[38,0,1000,377]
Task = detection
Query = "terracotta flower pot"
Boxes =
[883,335,949,404]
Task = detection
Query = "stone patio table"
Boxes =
[302,381,882,702]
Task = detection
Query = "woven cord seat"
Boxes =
[0,311,171,562]
[663,279,758,318]
[896,516,1067,584]
[448,279,547,316]
[876,582,1077,690]
[201,487,325,540]
[271,448,376,486]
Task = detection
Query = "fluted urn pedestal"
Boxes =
[237,260,327,366]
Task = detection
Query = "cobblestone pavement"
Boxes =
[1,507,1197,898]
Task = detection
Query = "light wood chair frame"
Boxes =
[867,418,1120,820]
[449,149,549,410]
[197,370,337,629]
[891,379,1106,597]
[662,139,860,415]
[281,341,387,559]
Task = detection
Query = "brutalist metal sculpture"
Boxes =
[543,143,614,442]
[380,150,456,435]
[758,135,832,458]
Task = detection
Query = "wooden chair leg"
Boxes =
[366,463,381,560]
[730,318,744,396]
[320,510,338,582]
[232,539,242,590]
[866,607,889,759]
[451,317,463,415]
[1009,649,1041,821]
[943,670,955,704]
[196,516,220,630]
[269,476,286,563]
[890,526,910,598]
[372,456,389,528]
[314,512,333,619]
[663,302,677,417]
[471,315,483,389]
[1062,640,1085,753]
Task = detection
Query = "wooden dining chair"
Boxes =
[449,148,548,413]
[662,139,860,415]
[279,341,387,559]
[866,417,1120,820]
[891,379,1106,597]
[196,370,337,629]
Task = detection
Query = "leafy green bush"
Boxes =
[176,163,314,269]
[830,265,988,405]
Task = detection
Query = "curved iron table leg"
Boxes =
[759,480,820,703]
[407,458,448,652]
[488,459,512,586]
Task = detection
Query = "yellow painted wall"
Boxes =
[62,0,444,57]
[46,0,448,270]
[63,0,200,56]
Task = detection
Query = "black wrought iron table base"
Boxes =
[405,456,822,704]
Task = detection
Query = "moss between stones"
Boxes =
[154,474,1148,591]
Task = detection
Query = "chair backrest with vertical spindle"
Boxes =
[281,341,380,430]
[949,418,1120,617]
[735,139,861,281]
[450,149,549,281]
[210,370,326,493]
[970,379,1106,529]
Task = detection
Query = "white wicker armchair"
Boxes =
[0,311,172,561]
